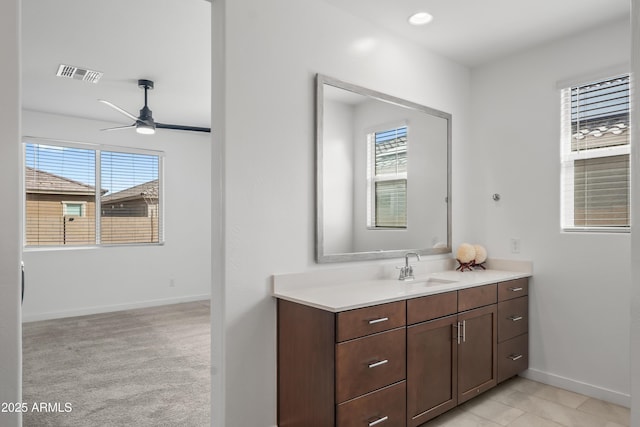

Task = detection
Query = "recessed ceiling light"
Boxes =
[408,12,433,26]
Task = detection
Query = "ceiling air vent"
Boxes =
[56,64,103,84]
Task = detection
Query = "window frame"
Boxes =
[560,73,631,233]
[366,123,409,230]
[23,137,165,248]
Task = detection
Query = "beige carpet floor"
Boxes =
[22,300,210,427]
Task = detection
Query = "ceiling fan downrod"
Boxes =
[137,79,155,129]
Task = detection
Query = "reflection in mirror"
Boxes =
[316,74,451,263]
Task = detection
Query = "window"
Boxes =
[62,202,86,217]
[560,74,630,231]
[367,125,408,228]
[24,140,163,247]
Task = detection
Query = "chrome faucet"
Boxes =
[398,252,421,281]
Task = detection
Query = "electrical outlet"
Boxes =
[510,238,521,254]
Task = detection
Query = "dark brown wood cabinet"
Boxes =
[278,299,406,427]
[497,278,529,383]
[406,285,498,425]
[278,278,529,427]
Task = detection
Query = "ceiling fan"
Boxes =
[99,79,210,135]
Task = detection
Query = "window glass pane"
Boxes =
[25,143,96,246]
[375,179,407,228]
[375,126,407,175]
[573,155,629,227]
[63,203,83,216]
[571,75,629,152]
[100,151,160,244]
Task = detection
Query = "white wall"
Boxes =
[470,19,631,405]
[630,0,640,423]
[21,111,211,321]
[0,0,22,425]
[322,98,355,254]
[214,0,470,425]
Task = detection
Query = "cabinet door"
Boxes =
[406,315,457,427]
[457,304,497,404]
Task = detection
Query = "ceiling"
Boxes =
[21,0,629,129]
[323,0,630,67]
[21,0,211,130]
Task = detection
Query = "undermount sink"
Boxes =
[405,277,458,287]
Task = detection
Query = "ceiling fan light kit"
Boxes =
[136,123,156,135]
[99,79,210,134]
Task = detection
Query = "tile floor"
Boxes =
[425,377,630,427]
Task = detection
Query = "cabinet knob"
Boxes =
[368,415,389,426]
[368,317,389,325]
[508,354,523,361]
[508,315,524,322]
[509,287,524,292]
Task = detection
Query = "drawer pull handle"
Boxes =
[509,287,524,292]
[368,359,388,369]
[509,315,523,322]
[368,416,389,426]
[454,321,467,344]
[368,317,389,325]
[508,354,523,361]
[462,320,466,343]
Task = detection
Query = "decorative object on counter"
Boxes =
[473,244,487,270]
[456,243,476,272]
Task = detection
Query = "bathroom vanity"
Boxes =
[275,268,530,427]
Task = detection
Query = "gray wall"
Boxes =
[630,0,640,424]
[0,0,22,425]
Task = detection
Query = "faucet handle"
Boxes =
[397,265,415,281]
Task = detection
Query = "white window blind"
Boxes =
[24,140,163,247]
[100,151,160,244]
[560,74,630,231]
[25,143,96,245]
[367,125,408,228]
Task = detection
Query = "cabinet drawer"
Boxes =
[497,333,528,383]
[337,381,406,427]
[337,301,406,342]
[458,284,497,312]
[336,328,406,403]
[498,278,528,302]
[498,297,528,342]
[407,291,457,325]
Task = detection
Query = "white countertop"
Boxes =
[272,268,531,312]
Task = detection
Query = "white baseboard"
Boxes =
[522,368,631,408]
[21,294,211,323]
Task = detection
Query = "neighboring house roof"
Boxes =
[102,179,159,204]
[25,166,97,196]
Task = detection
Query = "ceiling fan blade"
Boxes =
[156,122,211,133]
[98,99,139,122]
[100,124,136,131]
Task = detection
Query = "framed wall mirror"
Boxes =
[316,74,452,263]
